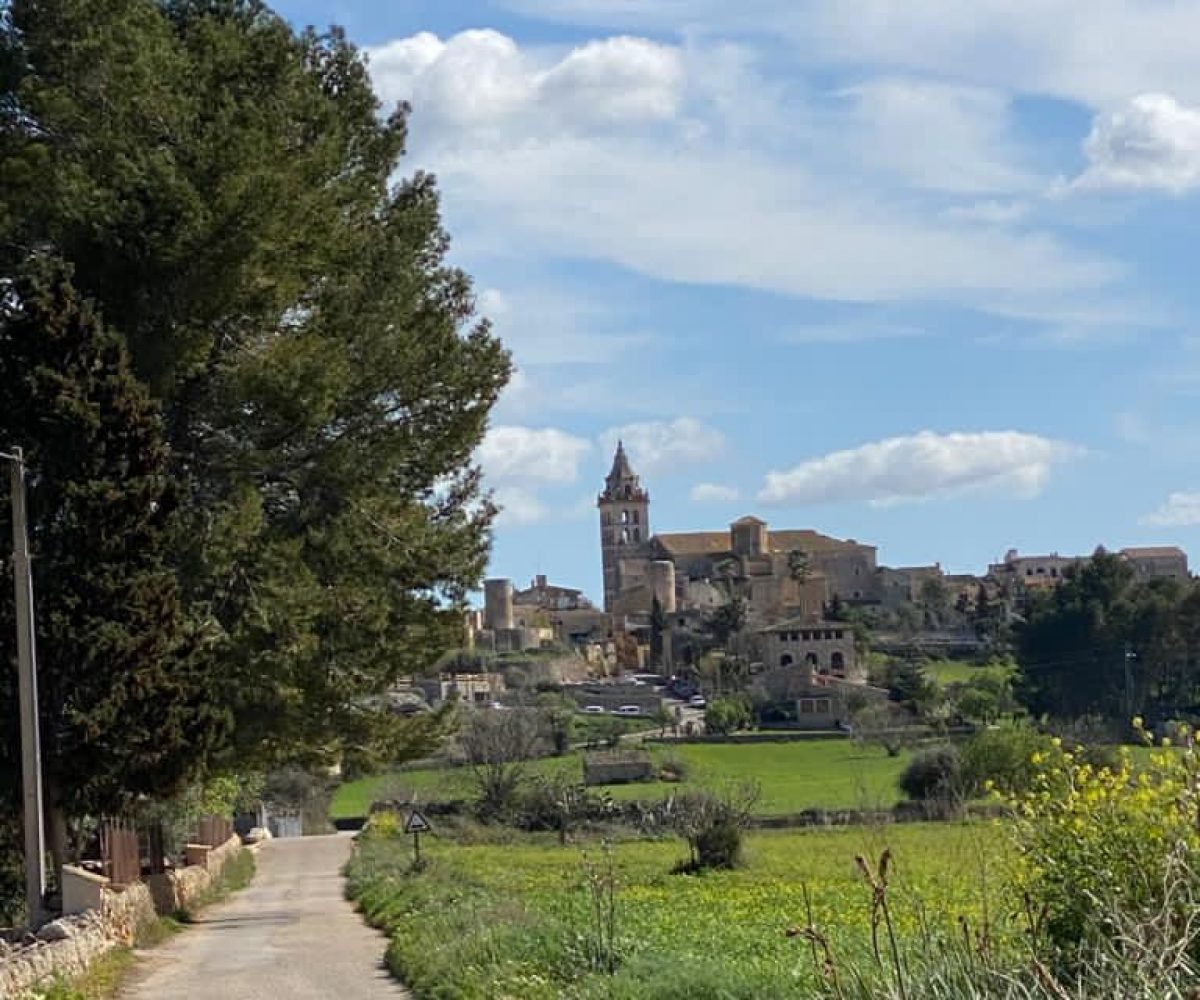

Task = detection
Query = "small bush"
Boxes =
[958,723,1053,796]
[898,745,960,801]
[705,696,752,735]
[658,755,689,783]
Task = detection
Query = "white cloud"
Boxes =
[758,430,1079,506]
[505,1,1200,106]
[369,29,1119,321]
[600,418,725,473]
[1142,491,1200,527]
[438,136,1113,306]
[539,36,685,124]
[493,485,552,526]
[368,30,684,137]
[478,286,648,366]
[783,320,926,344]
[941,200,1029,224]
[1072,94,1200,194]
[691,482,740,503]
[477,425,591,484]
[839,79,1034,194]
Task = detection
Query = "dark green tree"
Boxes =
[649,595,665,666]
[703,598,746,648]
[0,260,227,862]
[1015,550,1135,719]
[1,0,510,774]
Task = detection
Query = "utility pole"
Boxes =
[1124,643,1137,727]
[5,447,46,927]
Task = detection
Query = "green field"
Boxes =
[332,740,911,819]
[923,659,1016,686]
[347,822,1015,999]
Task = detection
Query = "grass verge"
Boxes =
[38,949,136,1000]
[177,848,256,921]
[347,822,1013,999]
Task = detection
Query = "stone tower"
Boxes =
[598,441,649,611]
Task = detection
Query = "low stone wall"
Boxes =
[0,882,156,999]
[0,835,244,997]
[149,834,243,915]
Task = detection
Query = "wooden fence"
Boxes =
[195,815,233,848]
[100,819,140,887]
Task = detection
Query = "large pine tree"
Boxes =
[1,0,510,781]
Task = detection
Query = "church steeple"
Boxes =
[600,440,648,503]
[597,441,650,611]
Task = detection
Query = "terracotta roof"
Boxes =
[1121,546,1186,559]
[769,529,872,553]
[653,532,730,555]
[759,617,847,633]
[652,527,871,556]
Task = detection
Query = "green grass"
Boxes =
[347,822,1015,999]
[177,848,256,921]
[333,740,911,819]
[39,949,135,1000]
[922,659,1018,691]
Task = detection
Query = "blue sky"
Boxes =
[277,0,1200,602]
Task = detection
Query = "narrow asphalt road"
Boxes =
[121,833,409,1000]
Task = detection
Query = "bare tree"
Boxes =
[459,709,543,817]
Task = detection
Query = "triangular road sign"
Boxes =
[404,811,432,834]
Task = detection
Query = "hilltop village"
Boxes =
[468,443,1190,692]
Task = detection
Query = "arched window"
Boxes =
[805,652,819,667]
[632,528,640,541]
[831,651,845,675]
[780,653,794,667]
[620,528,630,543]
[621,510,630,524]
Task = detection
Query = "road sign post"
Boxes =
[404,810,431,867]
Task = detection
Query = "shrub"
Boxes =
[664,782,759,872]
[958,723,1054,796]
[898,745,960,801]
[705,696,752,736]
[1009,720,1200,960]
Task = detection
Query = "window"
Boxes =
[805,652,819,666]
[632,528,640,541]
[831,651,845,675]
[835,630,844,640]
[620,528,629,543]
[621,510,629,524]
[780,654,794,667]
[632,509,640,525]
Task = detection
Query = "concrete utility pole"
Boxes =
[4,447,46,927]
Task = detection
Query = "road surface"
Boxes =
[121,833,408,1000]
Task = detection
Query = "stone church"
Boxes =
[597,442,881,626]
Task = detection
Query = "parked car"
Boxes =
[689,694,707,708]
[614,705,643,716]
[583,704,606,714]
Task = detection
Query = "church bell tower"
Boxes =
[598,441,649,611]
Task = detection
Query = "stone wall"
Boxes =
[0,835,244,998]
[149,834,242,915]
[0,882,156,999]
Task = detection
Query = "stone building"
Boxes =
[1120,546,1189,581]
[597,443,880,621]
[760,618,861,680]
